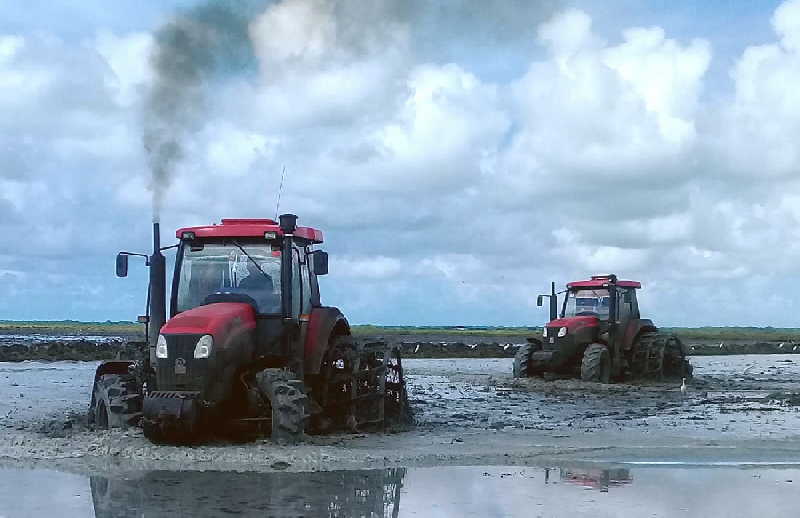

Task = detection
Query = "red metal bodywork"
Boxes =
[176,218,323,244]
[160,303,257,346]
[622,318,657,350]
[547,315,599,332]
[567,279,641,289]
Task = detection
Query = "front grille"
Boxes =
[155,334,208,391]
[543,328,562,351]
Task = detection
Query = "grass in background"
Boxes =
[3,321,800,342]
[0,320,143,335]
[350,325,537,336]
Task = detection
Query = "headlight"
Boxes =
[193,334,213,359]
[156,334,168,358]
[542,327,548,337]
[557,327,568,338]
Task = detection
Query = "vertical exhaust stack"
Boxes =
[549,281,558,322]
[279,213,301,377]
[148,222,166,348]
[279,213,298,322]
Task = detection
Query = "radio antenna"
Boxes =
[274,165,286,221]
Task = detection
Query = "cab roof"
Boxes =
[175,218,323,244]
[567,275,641,289]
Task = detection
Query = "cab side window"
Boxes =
[618,288,637,320]
[292,247,302,317]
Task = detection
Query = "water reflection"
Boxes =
[558,467,633,492]
[90,468,405,518]
[3,463,800,517]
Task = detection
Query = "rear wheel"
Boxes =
[513,343,532,378]
[663,335,693,379]
[88,374,142,430]
[312,336,411,433]
[581,344,611,383]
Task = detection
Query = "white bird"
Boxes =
[779,343,785,349]
[680,378,687,396]
[719,342,724,349]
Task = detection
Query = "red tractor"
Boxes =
[513,274,691,383]
[88,215,410,443]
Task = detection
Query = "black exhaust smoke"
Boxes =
[148,222,167,347]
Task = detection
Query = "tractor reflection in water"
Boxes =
[543,466,633,493]
[90,468,406,518]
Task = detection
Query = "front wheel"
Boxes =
[513,343,533,378]
[256,369,308,445]
[581,344,611,383]
[88,374,142,430]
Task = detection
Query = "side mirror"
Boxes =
[311,250,328,276]
[536,295,544,307]
[116,253,129,277]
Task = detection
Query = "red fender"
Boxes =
[623,318,657,350]
[304,307,350,375]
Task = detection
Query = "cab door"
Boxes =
[291,245,314,373]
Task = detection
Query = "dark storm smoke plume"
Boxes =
[143,1,262,222]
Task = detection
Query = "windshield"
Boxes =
[176,240,281,314]
[564,289,610,319]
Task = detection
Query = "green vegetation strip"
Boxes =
[2,321,800,342]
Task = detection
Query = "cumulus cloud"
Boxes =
[3,0,800,326]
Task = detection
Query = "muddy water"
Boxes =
[0,464,798,517]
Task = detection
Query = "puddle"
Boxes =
[0,464,798,517]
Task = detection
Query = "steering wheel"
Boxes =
[575,311,598,317]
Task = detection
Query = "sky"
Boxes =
[1,0,799,327]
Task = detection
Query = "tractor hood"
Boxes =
[161,303,256,344]
[547,316,600,332]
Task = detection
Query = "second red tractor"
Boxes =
[514,274,692,383]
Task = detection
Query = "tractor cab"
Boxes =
[166,218,329,370]
[560,277,641,324]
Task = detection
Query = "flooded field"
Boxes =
[2,354,800,516]
[0,463,797,517]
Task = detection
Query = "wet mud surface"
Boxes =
[2,355,800,473]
